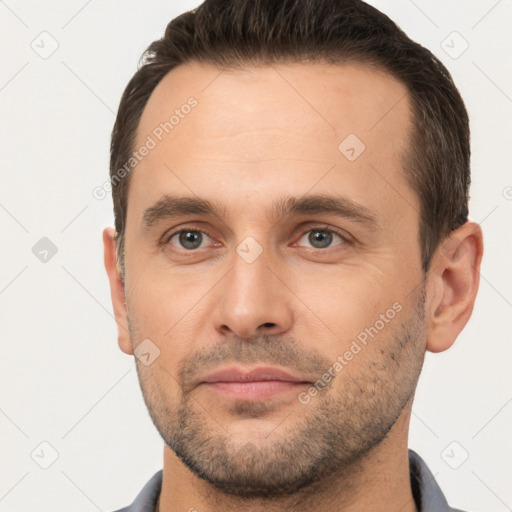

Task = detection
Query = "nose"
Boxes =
[212,249,294,339]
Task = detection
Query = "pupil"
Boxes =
[309,230,332,248]
[180,231,202,249]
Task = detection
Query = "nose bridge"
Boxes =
[213,241,293,338]
[229,246,270,305]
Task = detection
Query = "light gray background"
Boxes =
[0,1,511,511]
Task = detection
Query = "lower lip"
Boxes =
[202,380,309,401]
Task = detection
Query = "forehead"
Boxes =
[136,60,411,153]
[129,60,416,224]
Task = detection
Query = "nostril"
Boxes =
[261,322,276,328]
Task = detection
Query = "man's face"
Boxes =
[121,61,427,497]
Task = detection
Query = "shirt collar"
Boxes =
[115,449,461,512]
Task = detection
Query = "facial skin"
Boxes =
[104,61,483,512]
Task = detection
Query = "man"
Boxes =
[103,0,483,511]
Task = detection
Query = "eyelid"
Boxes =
[161,223,353,250]
[293,224,352,247]
[162,225,218,248]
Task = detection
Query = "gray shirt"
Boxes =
[112,449,468,512]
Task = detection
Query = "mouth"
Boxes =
[198,366,311,401]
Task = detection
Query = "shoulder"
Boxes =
[110,470,163,512]
[408,449,471,512]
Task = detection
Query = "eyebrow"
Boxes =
[141,193,378,231]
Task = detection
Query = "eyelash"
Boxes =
[163,226,218,248]
[162,224,350,250]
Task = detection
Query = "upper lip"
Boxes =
[200,366,310,384]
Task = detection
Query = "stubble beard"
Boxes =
[131,288,426,500]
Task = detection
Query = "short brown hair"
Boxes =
[110,0,470,277]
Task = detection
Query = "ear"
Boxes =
[103,227,133,355]
[425,221,483,353]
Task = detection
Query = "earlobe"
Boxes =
[102,227,134,355]
[426,222,483,353]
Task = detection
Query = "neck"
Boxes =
[158,402,418,512]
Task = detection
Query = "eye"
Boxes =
[167,229,214,250]
[296,228,347,249]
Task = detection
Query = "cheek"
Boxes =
[136,358,183,416]
[291,272,415,390]
[292,265,401,350]
[126,261,192,326]
[126,269,213,370]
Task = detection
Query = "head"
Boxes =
[104,0,483,499]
